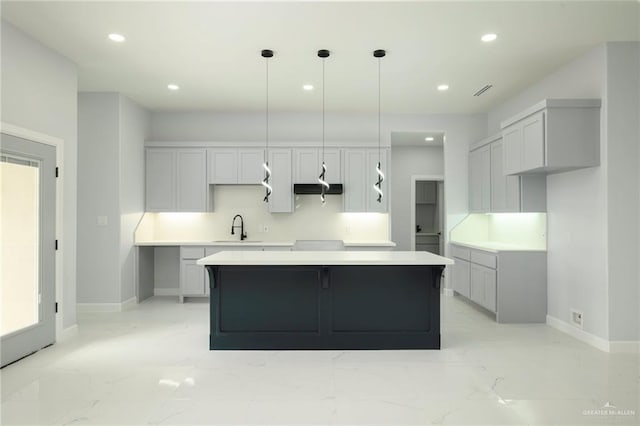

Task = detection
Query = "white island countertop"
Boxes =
[197,250,453,266]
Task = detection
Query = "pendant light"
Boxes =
[261,49,273,203]
[317,49,330,204]
[373,49,386,203]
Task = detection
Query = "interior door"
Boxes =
[1,133,56,367]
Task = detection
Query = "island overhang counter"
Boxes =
[197,251,454,350]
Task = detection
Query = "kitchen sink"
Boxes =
[211,240,262,243]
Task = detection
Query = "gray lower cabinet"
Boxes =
[450,243,546,323]
[180,247,207,302]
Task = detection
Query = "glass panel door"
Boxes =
[1,133,56,367]
[1,157,40,336]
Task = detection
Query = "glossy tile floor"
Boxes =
[1,295,638,425]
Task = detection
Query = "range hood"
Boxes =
[293,184,343,195]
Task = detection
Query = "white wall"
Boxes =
[150,111,487,272]
[1,21,78,329]
[488,46,608,340]
[119,96,150,303]
[77,93,149,304]
[605,43,639,341]
[77,93,121,303]
[390,146,444,250]
[487,42,640,343]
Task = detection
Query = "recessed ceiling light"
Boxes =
[437,84,449,91]
[167,84,180,91]
[303,84,314,91]
[108,33,126,43]
[481,33,498,42]
[425,137,435,142]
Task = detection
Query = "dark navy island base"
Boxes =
[205,264,444,350]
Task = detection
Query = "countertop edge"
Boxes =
[450,241,547,253]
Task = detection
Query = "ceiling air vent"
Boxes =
[473,84,493,97]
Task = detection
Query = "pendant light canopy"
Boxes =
[261,49,274,203]
[317,49,330,205]
[373,49,386,203]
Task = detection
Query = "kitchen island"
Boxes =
[197,251,453,350]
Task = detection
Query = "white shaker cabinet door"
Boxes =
[238,149,265,184]
[181,260,206,296]
[294,148,319,183]
[343,149,366,212]
[208,149,238,184]
[268,149,293,213]
[146,149,176,211]
[490,140,521,213]
[322,148,342,183]
[469,145,491,213]
[502,125,522,176]
[521,111,545,172]
[452,258,471,298]
[177,149,207,212]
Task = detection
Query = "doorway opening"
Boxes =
[412,179,444,255]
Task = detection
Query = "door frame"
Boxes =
[410,174,445,252]
[1,122,65,340]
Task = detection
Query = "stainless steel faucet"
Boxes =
[231,214,247,241]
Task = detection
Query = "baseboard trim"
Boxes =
[57,324,78,342]
[154,288,179,296]
[546,315,610,352]
[77,297,138,313]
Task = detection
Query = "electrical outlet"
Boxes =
[570,309,583,329]
[345,225,352,235]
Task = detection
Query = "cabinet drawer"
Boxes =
[470,250,497,269]
[450,244,470,261]
[181,247,205,259]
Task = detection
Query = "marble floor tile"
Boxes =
[1,295,638,426]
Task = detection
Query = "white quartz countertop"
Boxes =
[197,250,453,266]
[450,240,547,252]
[135,240,396,247]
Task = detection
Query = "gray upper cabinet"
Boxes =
[469,144,491,213]
[344,148,389,213]
[177,150,207,212]
[469,135,546,213]
[501,99,601,175]
[344,149,366,212]
[146,148,207,212]
[268,149,293,213]
[146,149,176,212]
[293,148,341,184]
[237,149,265,184]
[207,149,237,184]
[208,148,264,184]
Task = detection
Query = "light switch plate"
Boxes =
[97,216,108,226]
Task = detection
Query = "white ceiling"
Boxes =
[2,1,638,114]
